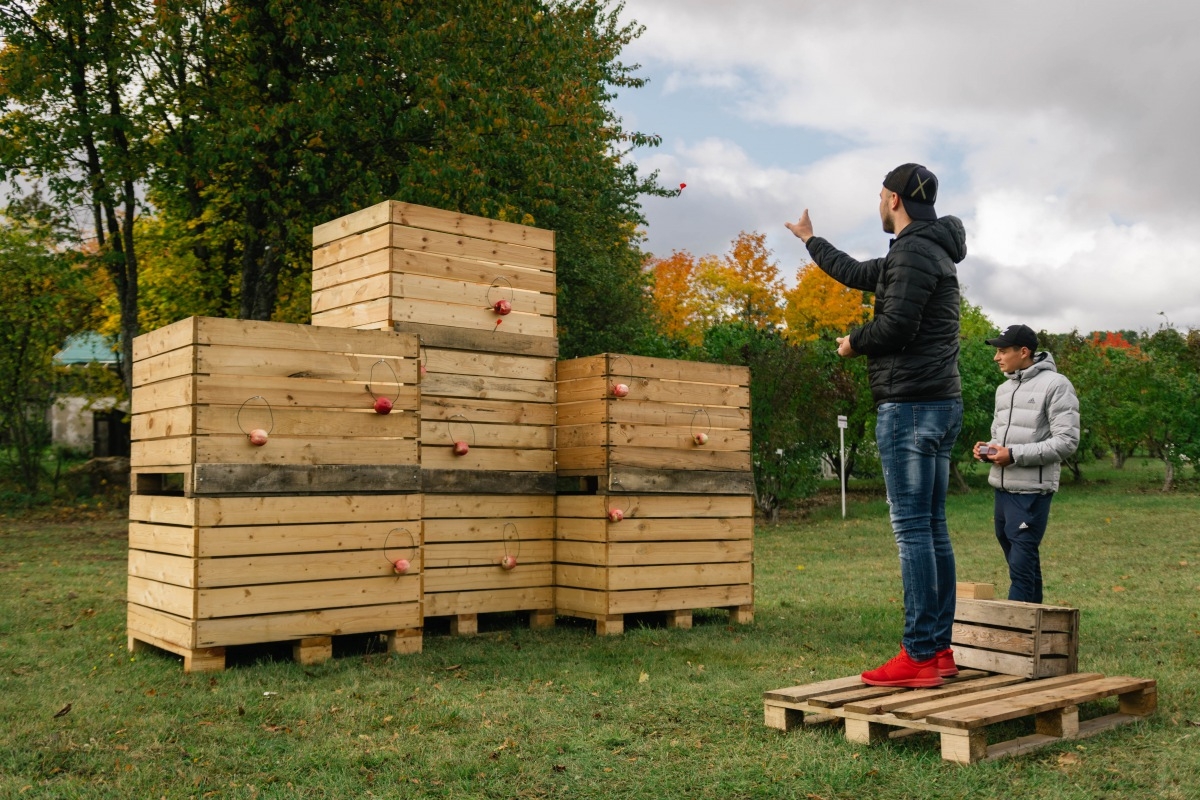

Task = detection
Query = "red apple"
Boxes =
[693,432,709,445]
[419,363,428,377]
[249,429,269,446]
[608,508,624,523]
[610,382,629,398]
[392,558,410,575]
[453,440,470,456]
[493,299,512,315]
[500,554,518,571]
[374,396,393,414]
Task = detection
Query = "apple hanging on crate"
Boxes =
[374,396,393,415]
[248,429,269,446]
[610,382,629,398]
[608,508,624,523]
[500,554,518,571]
[453,440,470,456]
[392,558,410,575]
[693,432,709,446]
[493,299,512,315]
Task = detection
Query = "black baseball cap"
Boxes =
[883,163,938,221]
[986,324,1038,351]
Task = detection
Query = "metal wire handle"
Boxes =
[486,276,515,307]
[236,395,275,435]
[690,407,712,444]
[448,413,476,445]
[383,527,417,575]
[366,358,402,403]
[501,521,521,561]
[609,354,634,397]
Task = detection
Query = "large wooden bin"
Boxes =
[130,316,421,496]
[953,598,1080,678]
[555,494,754,634]
[127,494,424,672]
[556,354,752,494]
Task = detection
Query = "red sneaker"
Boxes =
[861,646,944,688]
[936,648,959,678]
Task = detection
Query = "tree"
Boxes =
[0,0,148,396]
[953,299,1002,487]
[782,262,869,343]
[1139,327,1200,490]
[699,231,785,329]
[0,207,99,497]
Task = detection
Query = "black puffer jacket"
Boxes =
[806,216,966,405]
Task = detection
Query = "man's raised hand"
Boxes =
[785,210,813,243]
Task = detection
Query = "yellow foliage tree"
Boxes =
[783,263,871,343]
[704,231,785,329]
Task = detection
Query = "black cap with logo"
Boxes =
[883,163,938,221]
[985,324,1039,351]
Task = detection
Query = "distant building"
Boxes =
[50,333,129,456]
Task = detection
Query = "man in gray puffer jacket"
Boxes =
[974,324,1080,603]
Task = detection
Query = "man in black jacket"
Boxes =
[786,163,967,688]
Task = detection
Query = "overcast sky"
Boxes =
[611,1,1200,335]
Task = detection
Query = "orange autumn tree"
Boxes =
[783,262,871,343]
[646,250,718,345]
[703,230,785,329]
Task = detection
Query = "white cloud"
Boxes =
[617,0,1200,332]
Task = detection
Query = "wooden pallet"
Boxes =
[764,670,1156,763]
[555,494,754,634]
[555,353,753,495]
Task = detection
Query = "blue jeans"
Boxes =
[994,490,1054,604]
[876,399,963,662]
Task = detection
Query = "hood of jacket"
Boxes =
[900,215,968,264]
[1004,351,1058,382]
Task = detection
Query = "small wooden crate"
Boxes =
[555,494,754,634]
[127,494,424,672]
[422,493,556,634]
[130,317,420,497]
[763,670,1156,764]
[311,200,556,344]
[556,354,752,494]
[953,598,1079,678]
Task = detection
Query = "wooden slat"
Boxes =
[194,494,422,527]
[423,587,553,617]
[131,407,195,440]
[605,540,751,566]
[192,464,421,496]
[952,622,1071,656]
[763,676,870,704]
[393,321,559,358]
[555,516,754,542]
[128,576,194,618]
[609,354,749,386]
[184,317,419,358]
[129,495,196,527]
[604,584,752,614]
[389,297,555,338]
[422,372,554,403]
[423,517,554,544]
[129,521,197,557]
[196,345,417,383]
[133,346,196,387]
[955,598,1077,632]
[952,645,1072,678]
[194,407,419,438]
[196,521,414,558]
[555,398,750,429]
[129,549,196,588]
[424,540,552,568]
[313,247,557,295]
[422,396,555,427]
[131,437,194,468]
[197,576,415,618]
[842,673,1024,715]
[422,564,553,593]
[604,468,755,495]
[421,469,557,495]
[131,375,195,414]
[420,445,554,472]
[312,200,555,251]
[556,495,753,519]
[132,317,197,362]
[425,348,555,382]
[605,562,751,591]
[891,673,1103,720]
[192,437,419,467]
[127,603,196,650]
[421,420,552,449]
[196,550,419,587]
[927,676,1156,729]
[315,272,555,316]
[608,445,752,472]
[194,602,422,648]
[423,494,554,518]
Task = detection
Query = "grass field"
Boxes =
[1,461,1197,799]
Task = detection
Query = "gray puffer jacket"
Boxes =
[988,352,1080,494]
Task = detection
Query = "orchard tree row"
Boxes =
[643,236,1200,518]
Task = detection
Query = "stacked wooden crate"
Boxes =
[555,354,754,634]
[126,317,423,671]
[311,201,558,635]
[952,597,1080,679]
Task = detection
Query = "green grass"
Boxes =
[2,461,1197,799]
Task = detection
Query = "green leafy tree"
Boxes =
[954,299,1001,487]
[0,207,99,497]
[1139,327,1200,490]
[0,0,147,396]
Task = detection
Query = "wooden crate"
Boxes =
[763,670,1156,764]
[422,494,556,634]
[953,598,1079,678]
[555,494,754,634]
[130,317,421,496]
[311,200,556,348]
[556,354,752,494]
[127,494,424,672]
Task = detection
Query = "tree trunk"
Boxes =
[1162,458,1175,492]
[950,460,969,492]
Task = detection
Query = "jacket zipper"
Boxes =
[1000,374,1022,491]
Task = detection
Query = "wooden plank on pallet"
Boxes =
[927,676,1157,729]
[843,673,1024,715]
[891,673,1103,720]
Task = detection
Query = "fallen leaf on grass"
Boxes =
[1187,720,1200,727]
[807,794,829,800]
[553,764,566,773]
[443,664,461,671]
[1057,752,1081,766]
[53,703,71,718]
[1112,586,1126,592]
[638,672,649,683]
